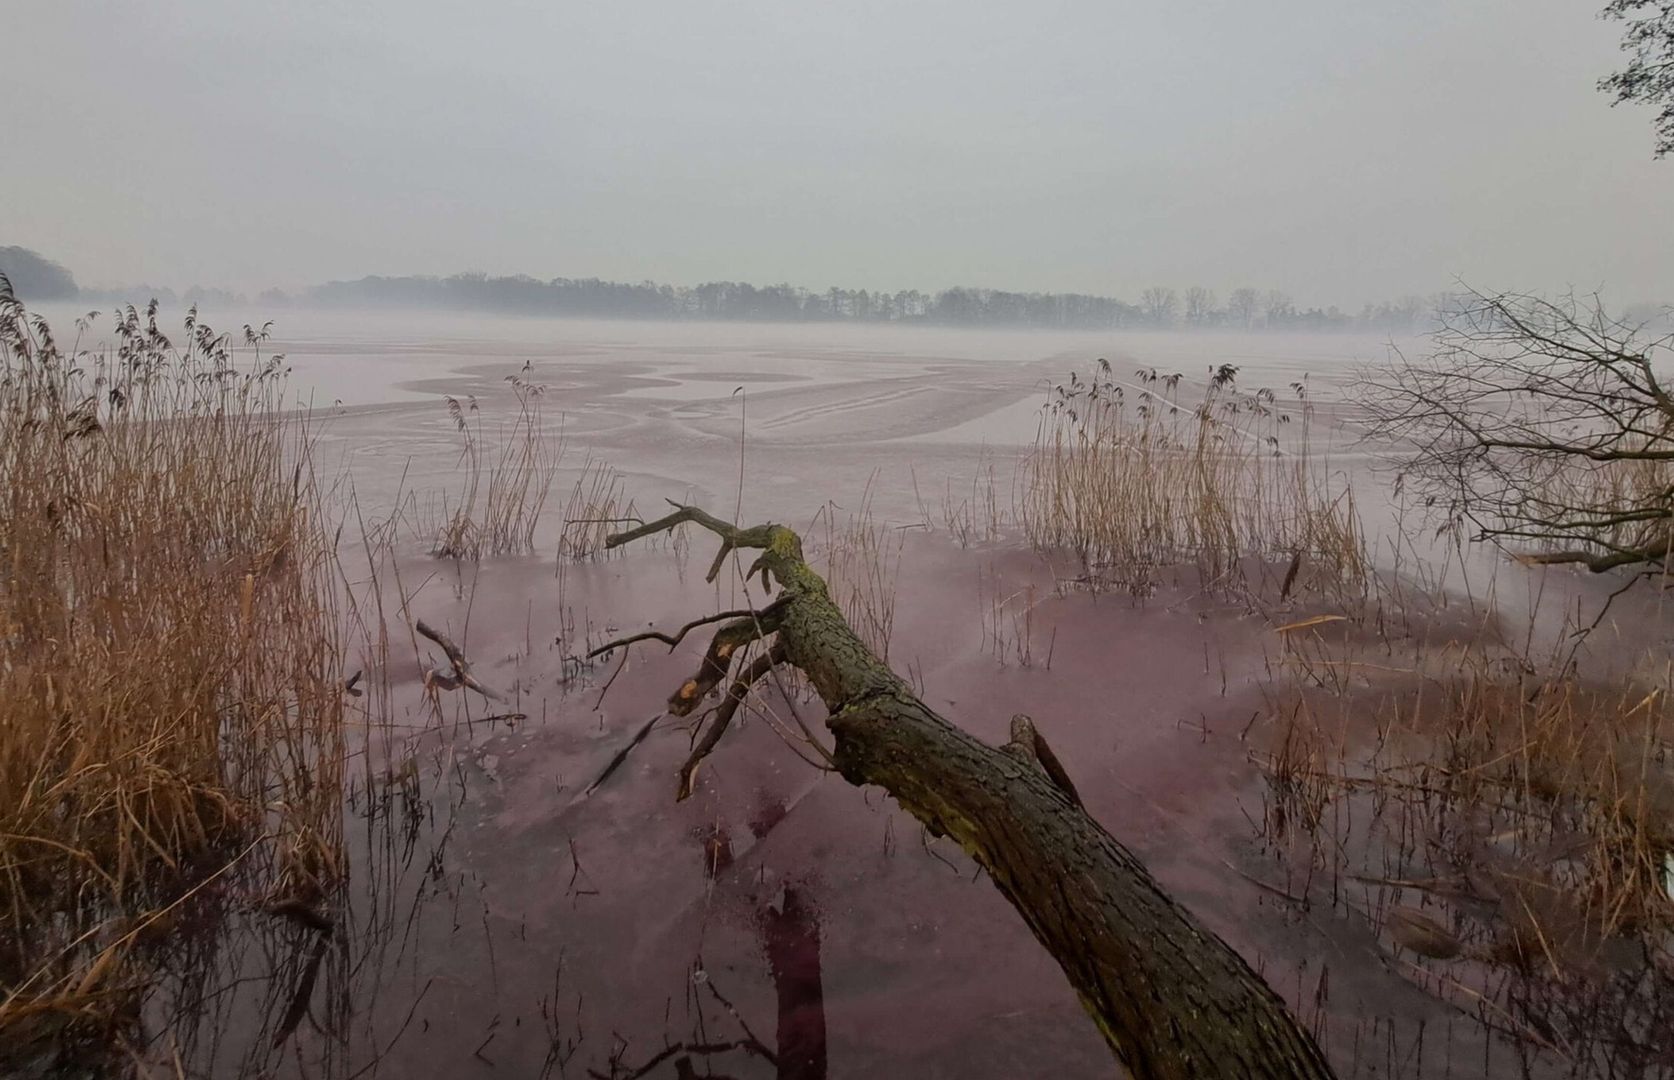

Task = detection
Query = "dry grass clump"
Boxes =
[1512,425,1674,574]
[977,567,1043,669]
[916,453,1004,549]
[1261,631,1674,1075]
[1021,361,1366,600]
[557,457,637,561]
[0,291,344,1052]
[433,372,562,560]
[810,482,905,661]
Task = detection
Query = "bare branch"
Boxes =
[606,502,798,584]
[1514,537,1670,572]
[1358,288,1674,584]
[416,618,506,702]
[667,609,785,717]
[1003,713,1083,808]
[677,644,788,801]
[587,597,789,659]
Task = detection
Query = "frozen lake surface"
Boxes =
[218,310,1406,530]
[45,305,1555,1080]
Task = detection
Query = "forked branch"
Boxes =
[588,597,789,660]
[1357,289,1674,590]
[677,643,789,800]
[416,618,506,702]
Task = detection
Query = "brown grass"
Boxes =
[556,457,638,561]
[811,480,905,661]
[1520,424,1674,571]
[977,566,1042,668]
[433,373,562,560]
[921,451,1004,549]
[0,293,344,1049]
[1261,614,1674,1072]
[1020,362,1366,600]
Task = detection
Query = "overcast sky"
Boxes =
[3,0,1669,307]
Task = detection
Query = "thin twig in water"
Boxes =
[416,618,506,702]
[570,713,665,805]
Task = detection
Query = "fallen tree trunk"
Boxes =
[602,505,1335,1080]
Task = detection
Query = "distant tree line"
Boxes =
[73,284,248,308]
[0,247,78,301]
[5,245,1667,334]
[292,272,1489,335]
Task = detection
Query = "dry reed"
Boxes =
[556,457,636,561]
[1021,361,1366,600]
[1262,615,1674,1074]
[0,290,344,1053]
[811,481,905,661]
[434,372,562,560]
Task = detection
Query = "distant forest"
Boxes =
[296,274,1442,333]
[4,246,1666,334]
[0,246,77,301]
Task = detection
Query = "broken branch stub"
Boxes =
[601,504,1336,1079]
[416,618,506,702]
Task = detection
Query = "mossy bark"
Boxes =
[606,506,1335,1080]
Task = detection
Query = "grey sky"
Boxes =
[3,0,1669,307]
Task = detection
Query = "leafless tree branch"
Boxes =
[1357,289,1674,578]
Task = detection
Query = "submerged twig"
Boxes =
[569,713,665,806]
[416,617,506,702]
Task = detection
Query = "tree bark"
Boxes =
[604,505,1335,1080]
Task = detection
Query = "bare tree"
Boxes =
[1228,287,1260,329]
[1184,286,1218,327]
[1358,289,1674,576]
[1263,290,1295,328]
[1599,0,1674,156]
[1140,286,1179,328]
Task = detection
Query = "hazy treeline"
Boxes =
[5,245,1667,334]
[227,276,1674,334]
[0,247,77,301]
[296,274,1452,334]
[0,247,244,309]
